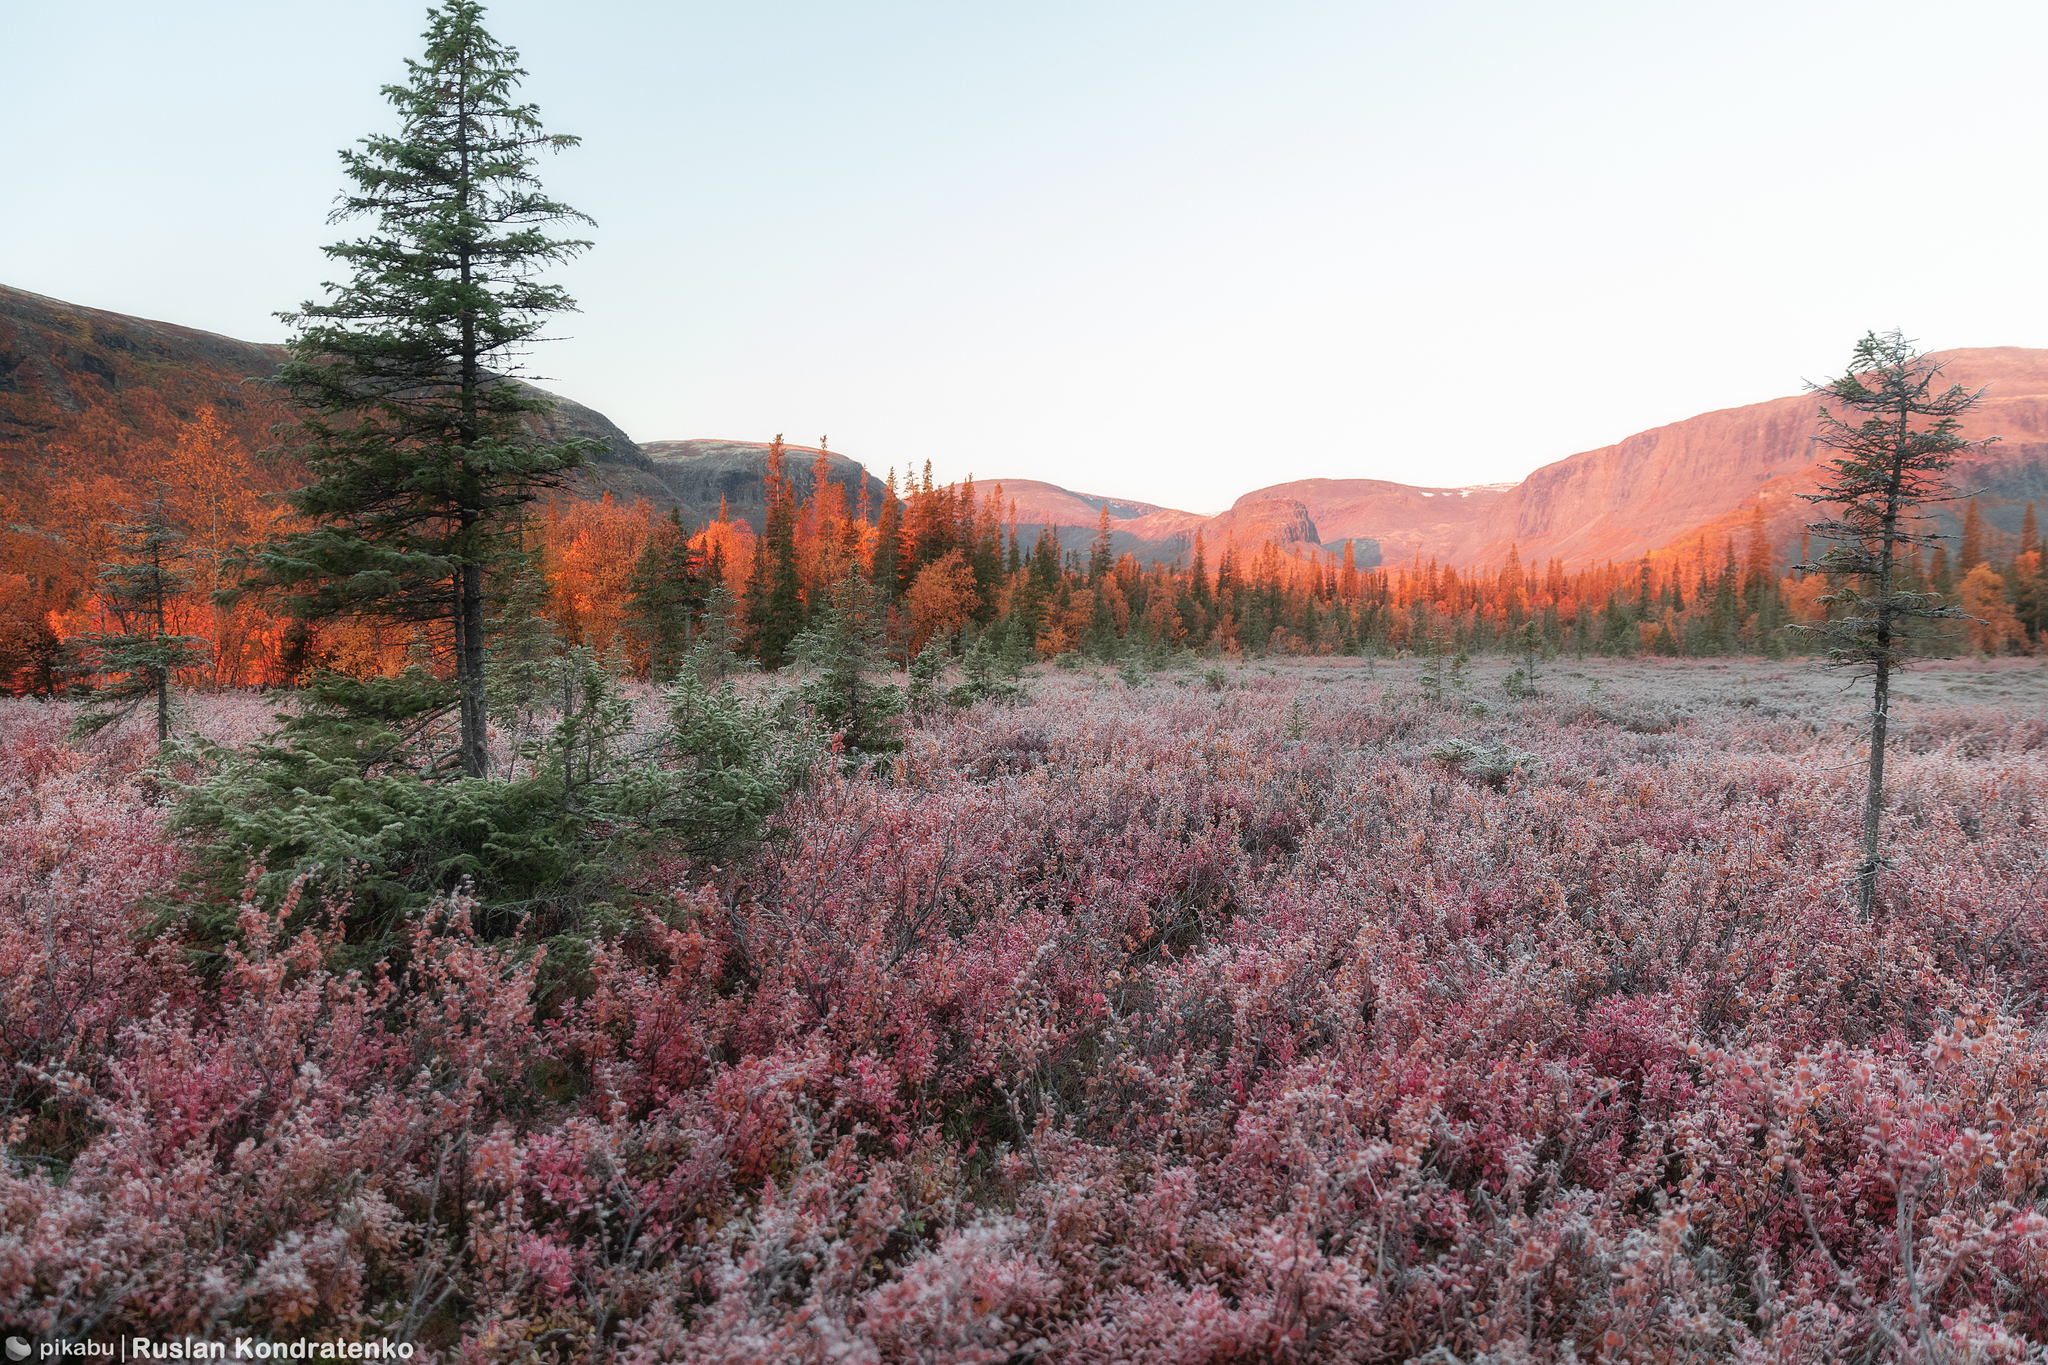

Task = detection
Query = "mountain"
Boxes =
[0,283,674,536]
[640,439,886,532]
[959,479,1211,565]
[1202,349,2048,572]
[9,283,2045,584]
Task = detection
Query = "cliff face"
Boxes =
[1462,392,1824,568]
[1458,348,2048,568]
[1210,348,2048,571]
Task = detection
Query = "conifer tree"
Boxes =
[481,533,558,777]
[624,508,704,681]
[1959,497,1985,573]
[248,0,596,778]
[746,436,806,668]
[77,492,207,742]
[795,572,905,765]
[1741,504,1774,617]
[1795,330,1983,918]
[1088,505,1115,584]
[872,469,903,599]
[684,582,752,687]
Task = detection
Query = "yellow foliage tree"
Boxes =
[904,549,979,654]
[1959,564,2024,654]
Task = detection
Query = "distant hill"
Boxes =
[0,283,674,566]
[640,439,886,533]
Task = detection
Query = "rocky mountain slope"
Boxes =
[641,439,886,532]
[1223,349,2048,570]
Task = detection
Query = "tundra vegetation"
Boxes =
[3,655,2048,1361]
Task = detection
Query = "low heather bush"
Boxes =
[3,667,2046,1360]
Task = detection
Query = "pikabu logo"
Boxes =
[6,1339,30,1362]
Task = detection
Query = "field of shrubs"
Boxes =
[4,655,2047,1362]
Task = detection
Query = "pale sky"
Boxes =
[8,1,2047,514]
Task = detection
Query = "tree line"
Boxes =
[25,424,2044,711]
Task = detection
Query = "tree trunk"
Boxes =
[153,543,170,746]
[457,556,488,779]
[1858,656,1888,919]
[453,63,487,781]
[1857,401,1908,920]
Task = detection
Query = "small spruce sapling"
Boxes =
[1418,632,1470,704]
[483,539,559,778]
[907,637,949,713]
[794,573,905,765]
[1503,620,1545,700]
[683,582,753,688]
[623,508,705,682]
[948,630,1026,707]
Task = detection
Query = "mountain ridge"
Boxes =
[7,282,2044,581]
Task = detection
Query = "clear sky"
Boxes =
[7,1,2046,514]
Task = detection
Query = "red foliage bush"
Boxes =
[4,670,2048,1360]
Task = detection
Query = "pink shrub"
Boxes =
[4,672,2048,1360]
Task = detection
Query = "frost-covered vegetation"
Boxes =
[4,657,2047,1361]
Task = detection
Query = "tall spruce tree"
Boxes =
[250,0,595,777]
[1795,330,1982,918]
[746,436,806,668]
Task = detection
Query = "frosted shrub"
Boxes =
[4,670,2048,1358]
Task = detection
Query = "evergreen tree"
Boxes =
[1959,496,1985,573]
[1795,330,1982,918]
[77,492,207,742]
[872,468,903,599]
[247,0,596,778]
[624,508,704,681]
[746,436,805,668]
[795,573,905,766]
[683,582,753,688]
[1088,505,1115,584]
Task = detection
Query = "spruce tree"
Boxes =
[76,491,207,742]
[1795,330,1982,918]
[684,582,753,688]
[624,508,705,681]
[795,573,905,765]
[1087,505,1115,583]
[482,532,558,776]
[248,0,596,777]
[746,436,806,668]
[872,469,903,599]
